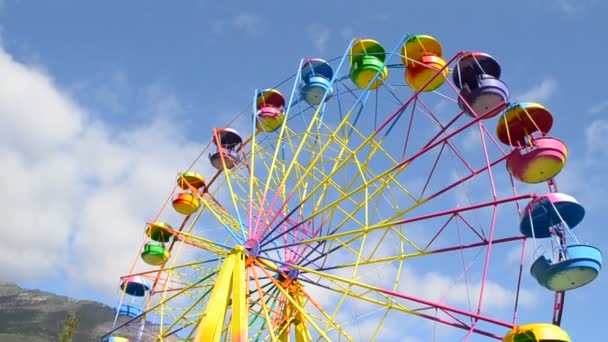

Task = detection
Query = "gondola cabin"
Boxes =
[496,102,554,146]
[116,276,150,318]
[506,137,567,184]
[146,221,174,243]
[213,127,242,147]
[209,128,242,170]
[453,52,509,118]
[401,34,443,67]
[117,305,142,318]
[120,276,150,297]
[519,193,603,292]
[142,222,173,266]
[177,171,206,190]
[141,243,171,266]
[502,323,571,342]
[209,150,239,170]
[519,193,585,238]
[401,35,447,92]
[256,89,286,132]
[300,58,334,105]
[349,39,388,90]
[172,192,200,216]
[530,244,602,292]
[104,337,130,342]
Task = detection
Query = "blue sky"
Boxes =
[0,1,607,341]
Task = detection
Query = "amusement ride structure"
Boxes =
[101,34,602,341]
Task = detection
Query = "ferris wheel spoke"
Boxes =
[122,257,221,281]
[251,98,330,239]
[267,148,514,254]
[292,263,513,339]
[258,105,416,246]
[105,267,218,340]
[168,228,232,255]
[257,148,325,244]
[260,173,417,255]
[247,95,263,238]
[261,194,532,276]
[255,82,393,240]
[249,276,282,341]
[198,193,248,245]
[415,96,464,150]
[258,107,501,251]
[211,130,249,242]
[299,274,406,324]
[299,283,355,341]
[415,97,500,180]
[249,268,302,341]
[298,276,467,340]
[313,235,525,272]
[252,259,351,342]
[155,279,216,339]
[258,145,392,249]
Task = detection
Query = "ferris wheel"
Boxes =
[101,34,602,342]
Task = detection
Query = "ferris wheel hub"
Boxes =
[279,265,300,280]
[244,238,261,257]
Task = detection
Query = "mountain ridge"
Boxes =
[0,281,178,342]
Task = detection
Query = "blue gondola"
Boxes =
[120,276,151,297]
[117,304,143,318]
[519,193,585,238]
[531,244,602,292]
[300,58,334,106]
[521,193,602,291]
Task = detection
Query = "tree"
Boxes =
[59,311,79,342]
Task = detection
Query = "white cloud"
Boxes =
[232,13,265,35]
[0,48,86,281]
[397,266,537,311]
[0,45,218,301]
[68,70,130,117]
[210,19,225,34]
[460,127,480,153]
[65,118,205,298]
[373,14,390,23]
[554,119,608,211]
[339,26,354,41]
[558,0,578,14]
[588,100,608,114]
[350,316,402,341]
[513,78,557,103]
[555,0,598,14]
[306,24,331,54]
[585,119,608,158]
[506,240,537,266]
[0,50,83,159]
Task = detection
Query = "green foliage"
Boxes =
[58,311,79,342]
